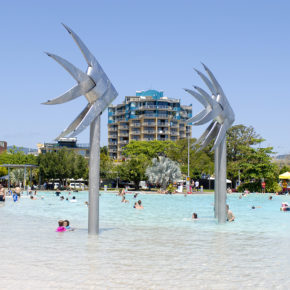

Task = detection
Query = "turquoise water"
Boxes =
[0,192,290,289]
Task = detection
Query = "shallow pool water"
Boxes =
[0,192,290,289]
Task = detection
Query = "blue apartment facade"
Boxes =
[108,90,192,159]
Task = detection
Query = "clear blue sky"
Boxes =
[1,0,290,154]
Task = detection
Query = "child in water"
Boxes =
[56,220,66,232]
[63,220,74,231]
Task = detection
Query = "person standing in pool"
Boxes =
[227,204,235,222]
[0,185,5,202]
[135,200,143,209]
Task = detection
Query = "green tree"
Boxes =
[122,140,176,159]
[166,138,214,179]
[38,149,88,184]
[226,124,264,185]
[116,155,149,189]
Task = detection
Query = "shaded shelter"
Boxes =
[0,164,38,190]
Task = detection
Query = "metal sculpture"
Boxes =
[42,24,118,234]
[185,63,235,223]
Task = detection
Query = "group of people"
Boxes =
[56,220,73,232]
[191,204,235,222]
[118,188,143,209]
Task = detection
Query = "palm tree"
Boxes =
[10,169,26,187]
[146,156,182,189]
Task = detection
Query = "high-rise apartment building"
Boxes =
[108,90,192,159]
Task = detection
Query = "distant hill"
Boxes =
[7,146,38,154]
[275,154,290,160]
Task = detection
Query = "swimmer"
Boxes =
[239,195,242,199]
[269,196,273,200]
[30,195,37,200]
[135,200,143,209]
[63,220,74,231]
[84,201,89,206]
[70,196,77,202]
[121,196,129,203]
[133,193,138,198]
[226,204,235,222]
[192,213,198,219]
[251,205,261,209]
[56,220,66,232]
[60,196,64,200]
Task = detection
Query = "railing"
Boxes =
[157,122,169,126]
[118,133,129,137]
[142,130,156,134]
[139,105,156,110]
[119,126,129,129]
[143,138,155,141]
[108,127,118,131]
[131,131,141,135]
[115,110,126,116]
[130,123,140,127]
[119,140,129,144]
[143,122,156,126]
[170,132,178,136]
[108,134,118,138]
[109,142,117,145]
[109,148,117,152]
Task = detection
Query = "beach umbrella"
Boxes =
[278,172,290,179]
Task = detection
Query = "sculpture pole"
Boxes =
[88,116,100,234]
[214,147,219,218]
[217,137,227,223]
[185,64,235,224]
[43,25,118,234]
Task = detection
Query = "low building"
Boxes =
[37,138,89,157]
[0,141,7,154]
[108,90,192,159]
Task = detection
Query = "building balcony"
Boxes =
[131,131,141,135]
[143,137,155,141]
[170,132,178,136]
[157,114,168,118]
[119,125,129,129]
[143,113,156,118]
[115,110,126,116]
[157,122,169,126]
[142,130,156,134]
[143,122,156,126]
[170,124,178,128]
[109,141,118,145]
[157,130,169,134]
[108,127,118,131]
[119,140,129,145]
[139,105,157,110]
[118,133,129,137]
[109,148,117,152]
[108,134,118,138]
[130,123,140,127]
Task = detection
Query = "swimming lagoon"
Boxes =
[0,192,290,289]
